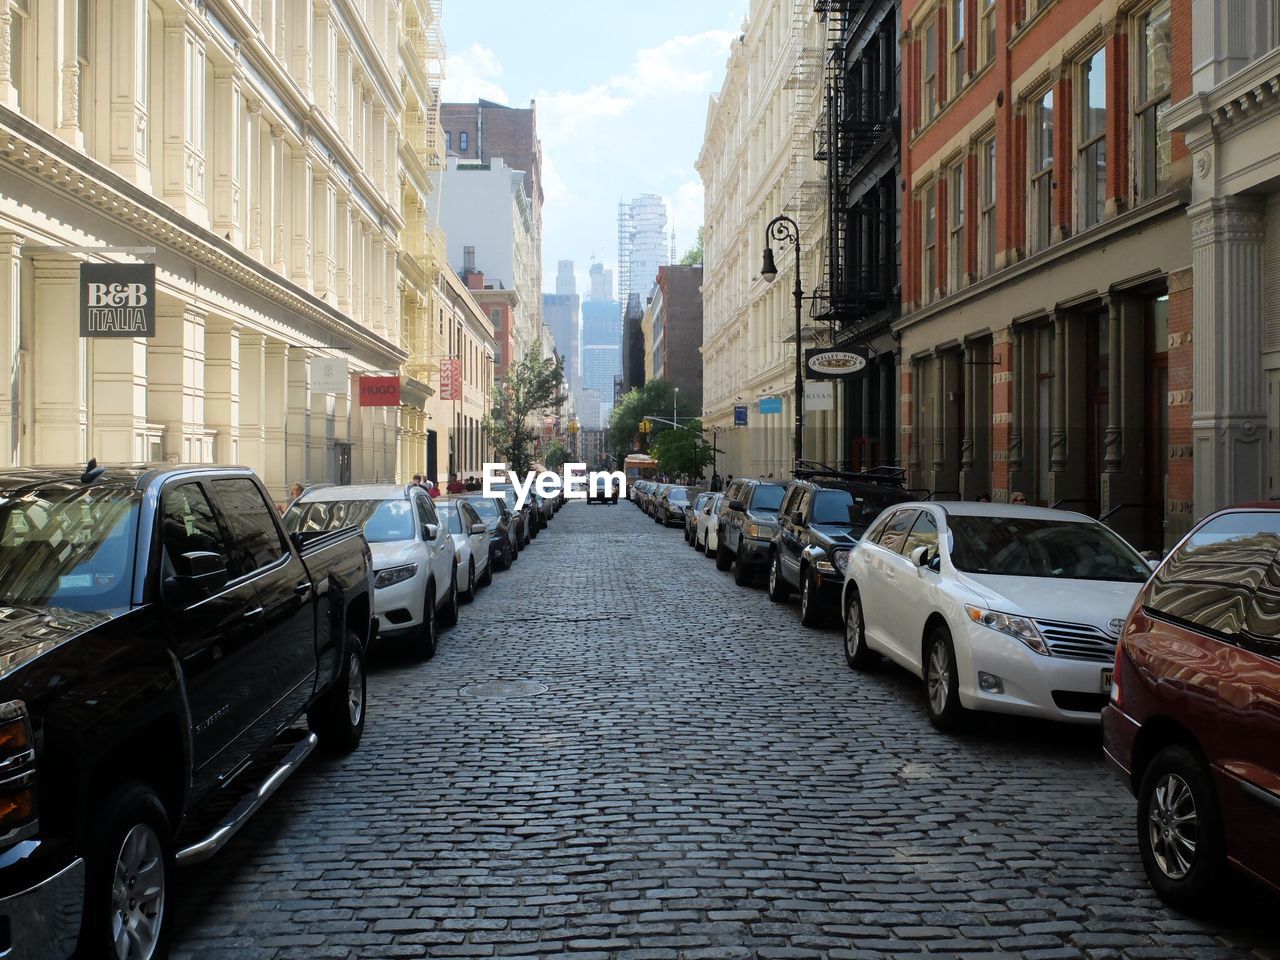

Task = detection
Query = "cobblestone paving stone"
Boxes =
[173,500,1279,960]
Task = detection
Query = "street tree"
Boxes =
[608,380,699,459]
[680,227,704,266]
[651,418,714,478]
[483,349,566,475]
[541,439,569,471]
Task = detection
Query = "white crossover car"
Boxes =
[840,502,1152,728]
[285,483,458,657]
[434,497,492,602]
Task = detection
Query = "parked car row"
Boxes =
[0,461,561,960]
[639,469,1280,910]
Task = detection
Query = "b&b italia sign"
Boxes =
[80,263,156,338]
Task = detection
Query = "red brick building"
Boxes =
[898,0,1192,550]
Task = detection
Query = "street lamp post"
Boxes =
[760,215,804,468]
[673,386,679,431]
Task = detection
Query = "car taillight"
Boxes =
[0,701,37,842]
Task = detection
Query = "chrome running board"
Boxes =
[176,731,318,865]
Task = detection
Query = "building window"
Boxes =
[922,19,938,123]
[1029,89,1054,253]
[490,307,502,329]
[8,0,31,109]
[922,182,937,301]
[979,136,996,276]
[979,0,996,66]
[948,160,965,291]
[445,130,451,151]
[1078,48,1108,230]
[1136,1,1172,202]
[950,0,966,94]
[459,130,469,152]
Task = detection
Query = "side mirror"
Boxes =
[727,499,746,512]
[165,551,228,605]
[470,522,488,535]
[423,523,438,542]
[790,510,805,525]
[910,546,932,569]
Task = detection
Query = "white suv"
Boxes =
[841,501,1152,728]
[285,483,458,657]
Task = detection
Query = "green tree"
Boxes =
[680,227,704,266]
[483,349,566,475]
[541,439,568,471]
[651,419,715,478]
[608,380,700,459]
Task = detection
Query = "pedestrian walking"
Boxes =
[710,472,722,492]
[447,472,466,494]
[288,481,304,501]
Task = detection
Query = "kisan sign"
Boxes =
[358,376,401,406]
[80,263,156,338]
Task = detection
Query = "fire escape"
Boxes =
[814,0,901,343]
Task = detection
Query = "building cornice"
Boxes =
[1168,47,1280,147]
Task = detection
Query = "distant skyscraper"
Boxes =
[580,259,621,418]
[589,262,613,302]
[542,260,579,388]
[617,194,669,324]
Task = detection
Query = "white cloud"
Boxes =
[442,43,509,104]
[667,180,706,255]
[534,84,634,144]
[614,30,738,97]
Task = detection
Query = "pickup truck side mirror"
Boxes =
[165,551,229,605]
[470,522,488,535]
[727,499,746,512]
[422,523,438,542]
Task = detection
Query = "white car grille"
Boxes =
[1035,619,1118,663]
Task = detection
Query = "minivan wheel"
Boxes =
[1137,745,1228,913]
[767,554,790,603]
[844,590,877,670]
[922,626,965,730]
[83,781,174,960]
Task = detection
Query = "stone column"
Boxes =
[285,346,312,484]
[0,233,22,467]
[1191,195,1268,515]
[147,302,206,463]
[205,319,240,464]
[931,353,945,483]
[238,331,267,476]
[33,0,66,134]
[0,9,15,109]
[31,257,86,464]
[210,64,242,244]
[313,169,336,301]
[290,146,314,290]
[960,343,977,486]
[244,100,263,260]
[105,0,150,185]
[270,126,287,274]
[263,340,289,496]
[90,335,148,463]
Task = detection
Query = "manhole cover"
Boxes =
[460,680,547,699]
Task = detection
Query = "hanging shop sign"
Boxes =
[80,263,156,338]
[439,358,462,401]
[310,357,349,395]
[804,381,834,412]
[805,347,869,380]
[358,376,401,406]
[733,404,749,426]
[758,396,783,415]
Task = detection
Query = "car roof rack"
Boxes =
[792,459,908,488]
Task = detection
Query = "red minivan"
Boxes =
[1103,506,1280,911]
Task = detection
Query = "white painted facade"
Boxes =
[1171,0,1280,514]
[0,0,449,500]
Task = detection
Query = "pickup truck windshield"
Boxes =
[286,499,416,544]
[0,487,140,611]
[949,516,1149,582]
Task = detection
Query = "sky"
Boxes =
[440,1,747,298]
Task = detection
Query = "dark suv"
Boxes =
[715,477,787,586]
[767,467,917,626]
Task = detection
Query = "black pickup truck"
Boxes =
[0,463,374,960]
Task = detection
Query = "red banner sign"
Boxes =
[359,376,401,406]
[439,358,461,401]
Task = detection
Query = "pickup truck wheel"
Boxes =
[714,532,733,571]
[82,781,174,960]
[767,553,790,602]
[440,573,460,627]
[308,635,366,753]
[460,559,475,604]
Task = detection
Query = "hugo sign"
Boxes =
[359,376,401,407]
[80,263,156,338]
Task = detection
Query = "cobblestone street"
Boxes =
[173,501,1277,960]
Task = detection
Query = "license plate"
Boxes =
[1100,668,1114,694]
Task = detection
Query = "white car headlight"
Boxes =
[965,605,1049,656]
[831,548,851,576]
[375,563,418,589]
